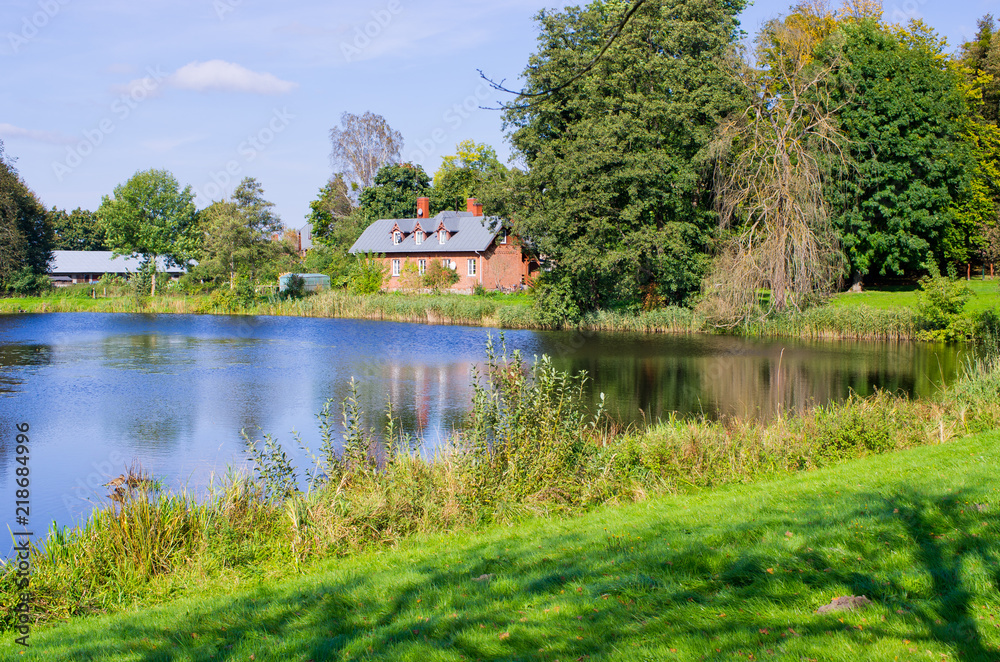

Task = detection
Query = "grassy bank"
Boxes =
[2,276,997,340]
[0,287,701,334]
[830,279,1000,315]
[2,338,998,638]
[5,427,1000,660]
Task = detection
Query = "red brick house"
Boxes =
[348,197,536,293]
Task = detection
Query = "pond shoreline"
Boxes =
[0,289,933,341]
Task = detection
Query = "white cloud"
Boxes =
[168,60,297,95]
[0,123,76,145]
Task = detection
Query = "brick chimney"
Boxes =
[417,197,430,219]
[467,197,483,217]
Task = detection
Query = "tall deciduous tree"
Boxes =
[430,140,507,213]
[503,0,747,316]
[828,20,972,280]
[959,15,1000,125]
[97,168,198,294]
[358,163,430,220]
[48,207,107,250]
[198,177,284,288]
[702,2,848,324]
[957,15,1000,271]
[0,140,53,287]
[329,111,404,194]
[308,173,356,246]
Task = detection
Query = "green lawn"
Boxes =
[831,278,1000,315]
[7,431,999,661]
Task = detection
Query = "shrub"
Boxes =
[530,273,581,329]
[348,253,386,294]
[916,265,974,341]
[809,392,918,462]
[281,274,306,300]
[461,334,605,506]
[398,260,423,291]
[422,260,460,291]
[6,267,52,295]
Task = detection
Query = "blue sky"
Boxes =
[1,0,992,232]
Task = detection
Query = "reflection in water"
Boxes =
[534,334,962,424]
[0,313,964,533]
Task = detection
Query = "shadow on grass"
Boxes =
[29,484,1000,661]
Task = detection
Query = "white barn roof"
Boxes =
[49,251,190,275]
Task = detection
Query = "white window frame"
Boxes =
[500,230,507,245]
[391,259,400,277]
[393,231,402,245]
[467,259,477,276]
[438,230,446,244]
[442,259,451,270]
[418,259,426,275]
[414,230,423,245]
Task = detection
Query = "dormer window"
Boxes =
[393,231,402,245]
[500,230,508,245]
[438,230,447,244]
[415,230,423,245]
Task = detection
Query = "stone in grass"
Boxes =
[472,573,494,583]
[816,595,873,614]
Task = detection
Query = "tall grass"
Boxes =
[6,286,994,342]
[3,333,998,630]
[746,305,919,340]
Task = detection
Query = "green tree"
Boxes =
[0,140,54,288]
[430,140,507,213]
[197,177,284,289]
[308,173,356,245]
[96,168,198,295]
[828,20,973,281]
[958,14,1000,125]
[502,0,747,316]
[48,207,107,250]
[357,163,430,220]
[957,15,1000,270]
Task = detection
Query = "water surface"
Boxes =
[0,313,964,536]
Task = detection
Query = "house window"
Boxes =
[391,259,400,277]
[467,259,477,276]
[418,259,426,275]
[442,259,452,270]
[393,231,402,245]
[439,230,446,244]
[500,230,507,244]
[415,230,423,245]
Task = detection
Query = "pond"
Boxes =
[0,313,965,536]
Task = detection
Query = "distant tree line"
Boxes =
[3,1,998,322]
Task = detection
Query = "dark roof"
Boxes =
[49,251,190,275]
[349,211,502,254]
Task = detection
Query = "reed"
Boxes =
[745,305,920,341]
[4,288,992,343]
